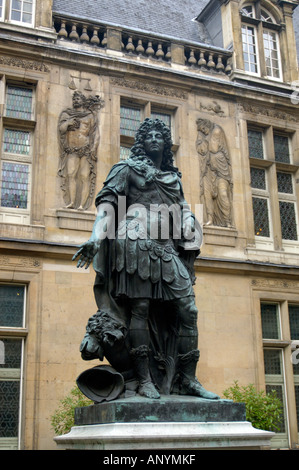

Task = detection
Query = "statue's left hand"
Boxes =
[72,240,101,269]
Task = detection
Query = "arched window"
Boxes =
[241,2,282,80]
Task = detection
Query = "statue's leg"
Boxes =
[129,299,160,399]
[78,156,91,210]
[175,296,198,355]
[175,296,219,399]
[66,153,80,208]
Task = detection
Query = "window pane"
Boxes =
[241,6,254,17]
[10,0,33,24]
[3,129,31,155]
[279,201,298,241]
[23,1,32,13]
[274,135,290,164]
[263,30,280,79]
[11,10,21,21]
[12,0,22,8]
[295,385,299,427]
[0,338,22,368]
[6,86,33,120]
[277,172,293,194]
[151,111,171,128]
[264,349,281,375]
[0,285,25,328]
[0,380,20,438]
[120,106,141,137]
[261,303,280,339]
[289,305,299,340]
[261,9,274,23]
[265,384,285,433]
[252,197,270,237]
[0,338,22,441]
[1,162,29,209]
[120,146,131,161]
[248,130,264,159]
[22,12,32,23]
[242,25,258,74]
[251,167,266,190]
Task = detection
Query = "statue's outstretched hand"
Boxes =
[72,240,100,269]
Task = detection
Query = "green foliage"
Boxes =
[223,381,283,432]
[51,386,92,436]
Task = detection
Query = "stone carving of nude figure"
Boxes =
[58,91,104,210]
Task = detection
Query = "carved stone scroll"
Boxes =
[57,91,104,211]
[196,117,234,228]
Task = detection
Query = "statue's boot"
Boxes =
[130,345,160,399]
[178,349,220,399]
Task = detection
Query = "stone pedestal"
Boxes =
[54,395,274,450]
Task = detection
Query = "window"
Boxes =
[0,284,26,450]
[261,301,299,448]
[241,3,282,80]
[0,0,35,26]
[242,24,259,74]
[248,126,298,249]
[263,29,280,79]
[119,99,175,161]
[0,0,4,20]
[0,82,35,225]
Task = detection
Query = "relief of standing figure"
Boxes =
[58,91,104,210]
[196,118,233,228]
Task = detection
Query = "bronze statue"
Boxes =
[73,118,219,401]
[58,91,104,210]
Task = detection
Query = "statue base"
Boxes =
[54,395,274,450]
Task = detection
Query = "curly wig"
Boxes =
[130,118,180,175]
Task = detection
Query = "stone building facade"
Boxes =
[0,0,298,450]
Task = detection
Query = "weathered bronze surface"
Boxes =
[74,118,219,402]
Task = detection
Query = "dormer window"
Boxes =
[0,0,35,27]
[241,2,282,80]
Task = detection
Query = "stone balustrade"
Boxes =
[53,15,232,75]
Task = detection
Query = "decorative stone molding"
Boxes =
[110,77,188,100]
[238,103,298,122]
[251,279,299,289]
[0,255,41,269]
[0,55,49,72]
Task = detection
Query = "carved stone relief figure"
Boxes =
[58,91,104,210]
[196,118,233,228]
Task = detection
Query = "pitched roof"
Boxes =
[53,0,299,59]
[52,0,212,45]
